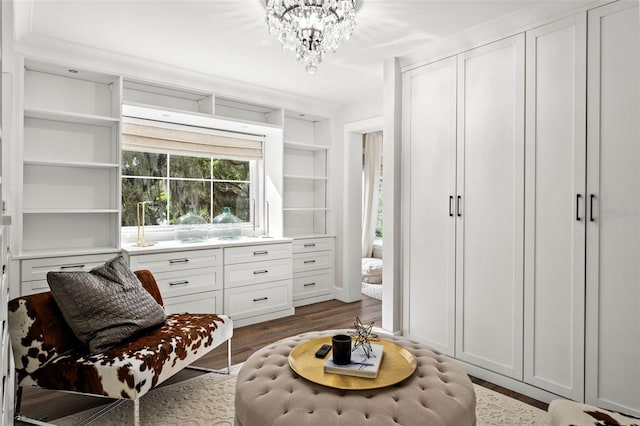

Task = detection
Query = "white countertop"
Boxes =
[122,236,293,255]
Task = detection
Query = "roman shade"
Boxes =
[122,117,263,161]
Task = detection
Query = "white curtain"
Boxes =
[362,131,383,258]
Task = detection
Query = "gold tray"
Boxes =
[288,336,417,390]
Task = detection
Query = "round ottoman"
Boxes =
[235,330,476,426]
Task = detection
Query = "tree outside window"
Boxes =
[122,151,251,227]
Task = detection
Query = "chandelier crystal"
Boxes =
[265,0,357,74]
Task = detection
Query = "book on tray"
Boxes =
[324,343,384,378]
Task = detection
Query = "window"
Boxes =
[120,114,264,229]
[121,151,253,227]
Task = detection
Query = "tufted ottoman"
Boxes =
[235,330,476,426]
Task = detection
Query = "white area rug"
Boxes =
[362,281,383,300]
[57,364,548,425]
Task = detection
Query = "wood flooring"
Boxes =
[15,295,548,423]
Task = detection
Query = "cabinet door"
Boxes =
[401,56,457,356]
[586,1,640,416]
[455,34,525,379]
[523,15,586,400]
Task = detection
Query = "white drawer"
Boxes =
[224,280,291,319]
[127,248,222,273]
[21,253,115,283]
[224,243,292,265]
[153,266,222,299]
[293,270,332,300]
[292,237,334,254]
[224,258,292,289]
[164,290,223,315]
[293,251,332,273]
[22,280,51,295]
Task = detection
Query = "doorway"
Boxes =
[361,131,383,301]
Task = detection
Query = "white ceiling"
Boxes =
[14,0,551,106]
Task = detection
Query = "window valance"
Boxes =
[122,117,263,161]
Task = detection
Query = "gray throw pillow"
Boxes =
[47,256,167,354]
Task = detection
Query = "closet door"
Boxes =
[402,56,457,356]
[523,15,586,400]
[586,1,640,417]
[455,34,525,379]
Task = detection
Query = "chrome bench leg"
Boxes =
[185,337,232,375]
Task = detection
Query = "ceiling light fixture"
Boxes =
[265,0,357,74]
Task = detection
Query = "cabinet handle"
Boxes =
[449,196,454,217]
[169,258,189,264]
[253,270,268,275]
[253,297,268,302]
[304,282,316,287]
[576,194,582,221]
[456,195,462,217]
[304,260,316,264]
[253,250,268,256]
[169,280,189,286]
[60,264,85,270]
[590,194,596,222]
[304,243,316,248]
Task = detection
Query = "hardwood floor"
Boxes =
[16,295,548,423]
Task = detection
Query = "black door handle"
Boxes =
[576,194,582,221]
[590,194,595,222]
[449,196,454,217]
[457,195,462,217]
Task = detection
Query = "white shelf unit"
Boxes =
[123,79,214,114]
[20,60,121,257]
[283,116,331,238]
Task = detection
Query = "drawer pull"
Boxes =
[253,297,268,302]
[169,280,189,286]
[253,250,269,256]
[304,260,316,264]
[253,270,269,275]
[169,258,189,264]
[303,282,316,287]
[303,243,316,248]
[60,264,85,270]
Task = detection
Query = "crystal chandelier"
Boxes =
[265,0,357,74]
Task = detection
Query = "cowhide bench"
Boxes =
[235,330,476,426]
[548,399,640,426]
[8,269,233,426]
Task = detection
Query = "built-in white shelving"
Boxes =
[282,115,332,238]
[19,60,122,257]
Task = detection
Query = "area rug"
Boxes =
[362,281,383,300]
[56,364,548,425]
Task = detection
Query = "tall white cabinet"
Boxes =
[17,60,122,294]
[402,1,639,413]
[283,115,335,306]
[454,35,525,379]
[585,1,640,417]
[523,15,586,400]
[402,56,457,356]
[402,35,525,379]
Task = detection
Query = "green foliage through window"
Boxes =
[375,176,383,239]
[122,151,251,227]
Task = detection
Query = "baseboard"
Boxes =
[232,308,295,328]
[460,360,563,405]
[293,293,334,307]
